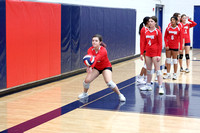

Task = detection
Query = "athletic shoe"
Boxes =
[136,77,146,84]
[163,69,167,75]
[159,86,164,95]
[180,67,185,72]
[185,68,190,73]
[172,73,177,80]
[78,92,88,99]
[163,74,171,79]
[119,94,126,102]
[140,84,152,91]
[79,97,89,104]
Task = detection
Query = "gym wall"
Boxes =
[0,0,136,89]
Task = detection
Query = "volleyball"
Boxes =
[83,55,95,67]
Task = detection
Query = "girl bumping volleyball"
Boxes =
[140,16,164,95]
[78,34,126,102]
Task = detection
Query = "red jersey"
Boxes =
[87,46,112,70]
[141,28,162,57]
[182,19,197,43]
[140,26,149,54]
[164,26,183,50]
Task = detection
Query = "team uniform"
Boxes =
[87,46,112,74]
[182,19,197,45]
[140,26,149,54]
[141,28,162,57]
[137,26,149,84]
[140,28,164,94]
[179,19,197,73]
[79,45,126,102]
[164,26,183,51]
[164,25,183,80]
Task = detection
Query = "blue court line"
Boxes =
[0,77,136,133]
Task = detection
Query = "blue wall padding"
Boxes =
[193,6,200,48]
[71,6,81,70]
[61,5,72,73]
[0,0,6,89]
[62,5,136,73]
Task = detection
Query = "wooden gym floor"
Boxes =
[0,49,200,133]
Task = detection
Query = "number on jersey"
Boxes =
[171,35,174,40]
[148,40,151,46]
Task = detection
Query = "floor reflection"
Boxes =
[83,79,200,118]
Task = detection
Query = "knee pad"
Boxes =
[83,81,90,89]
[156,70,162,76]
[143,64,147,69]
[185,54,190,60]
[107,80,116,89]
[179,54,183,59]
[166,58,171,64]
[147,69,153,75]
[173,59,178,64]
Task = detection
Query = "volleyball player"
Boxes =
[179,14,197,73]
[78,34,126,102]
[163,13,183,75]
[140,16,164,94]
[137,16,150,84]
[163,16,183,80]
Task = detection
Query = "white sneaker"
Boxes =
[163,74,171,79]
[137,77,146,84]
[159,86,164,95]
[185,68,190,73]
[119,94,126,102]
[78,92,88,99]
[79,97,89,104]
[140,84,152,91]
[172,73,177,80]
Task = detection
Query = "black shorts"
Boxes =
[185,43,190,46]
[169,48,179,51]
[94,67,112,74]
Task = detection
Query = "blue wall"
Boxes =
[61,5,136,73]
[193,6,200,48]
[0,0,6,89]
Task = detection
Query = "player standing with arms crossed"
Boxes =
[78,34,126,102]
[179,14,197,72]
[140,16,164,94]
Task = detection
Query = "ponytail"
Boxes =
[139,22,144,35]
[139,16,150,35]
[100,42,107,48]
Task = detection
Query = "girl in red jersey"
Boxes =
[164,13,183,75]
[137,16,150,84]
[179,14,197,73]
[140,16,164,94]
[164,16,183,80]
[78,34,126,102]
